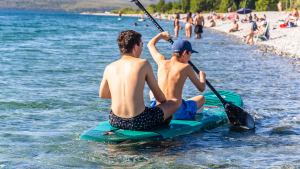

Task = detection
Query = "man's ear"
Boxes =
[133,44,138,52]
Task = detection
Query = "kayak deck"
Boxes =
[80,90,243,142]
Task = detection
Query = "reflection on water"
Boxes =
[0,9,300,168]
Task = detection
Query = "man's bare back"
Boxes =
[100,30,180,131]
[102,57,153,118]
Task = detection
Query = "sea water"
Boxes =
[1,9,300,168]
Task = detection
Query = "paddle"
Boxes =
[131,0,255,129]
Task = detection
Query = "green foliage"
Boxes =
[157,0,166,12]
[190,0,206,12]
[149,4,157,12]
[181,0,190,12]
[172,0,182,10]
[255,0,269,11]
[163,2,173,12]
[219,0,236,12]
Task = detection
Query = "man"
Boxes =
[229,20,239,33]
[194,11,205,38]
[118,11,122,18]
[277,1,282,13]
[148,32,206,120]
[99,30,179,131]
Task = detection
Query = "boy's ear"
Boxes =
[182,50,187,57]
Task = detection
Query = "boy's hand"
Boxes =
[160,32,172,41]
[197,71,206,81]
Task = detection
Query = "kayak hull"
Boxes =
[80,90,243,142]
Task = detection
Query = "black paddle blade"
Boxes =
[224,102,255,129]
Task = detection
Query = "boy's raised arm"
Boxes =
[147,32,172,65]
[144,61,166,103]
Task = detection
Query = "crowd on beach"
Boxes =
[147,4,300,45]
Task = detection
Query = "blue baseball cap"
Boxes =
[172,39,198,53]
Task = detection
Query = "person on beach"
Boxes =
[99,30,180,131]
[243,21,269,43]
[242,14,253,23]
[174,13,180,37]
[206,19,216,28]
[286,7,299,24]
[277,1,283,13]
[229,20,239,32]
[185,12,193,38]
[147,32,207,120]
[194,11,204,38]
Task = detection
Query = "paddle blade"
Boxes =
[224,103,255,129]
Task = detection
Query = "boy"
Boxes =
[99,30,179,131]
[148,32,206,120]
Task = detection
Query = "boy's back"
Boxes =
[148,32,206,120]
[157,59,191,105]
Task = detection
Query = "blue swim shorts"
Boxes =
[150,97,198,120]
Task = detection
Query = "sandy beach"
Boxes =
[206,11,300,60]
[81,12,300,59]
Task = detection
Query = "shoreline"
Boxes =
[80,12,300,60]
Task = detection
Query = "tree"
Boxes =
[181,0,190,12]
[163,2,173,12]
[149,3,157,12]
[172,0,182,10]
[190,0,206,12]
[219,0,236,12]
[255,0,269,11]
[157,0,166,12]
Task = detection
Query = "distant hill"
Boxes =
[0,0,159,12]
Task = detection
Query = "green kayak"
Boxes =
[80,90,243,142]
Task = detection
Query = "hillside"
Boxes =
[0,0,158,12]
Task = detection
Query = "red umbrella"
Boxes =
[228,13,237,19]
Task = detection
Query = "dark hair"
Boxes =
[186,12,192,22]
[172,51,191,58]
[196,11,200,14]
[117,30,142,55]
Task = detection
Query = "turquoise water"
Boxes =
[1,9,300,168]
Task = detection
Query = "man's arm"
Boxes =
[99,67,111,99]
[186,66,206,92]
[144,61,166,103]
[147,32,172,65]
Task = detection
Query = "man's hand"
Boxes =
[160,32,172,41]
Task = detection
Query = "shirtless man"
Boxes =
[99,30,179,131]
[229,20,239,33]
[194,11,204,38]
[147,32,206,120]
[118,11,122,18]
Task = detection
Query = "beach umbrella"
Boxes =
[228,13,237,18]
[236,8,252,14]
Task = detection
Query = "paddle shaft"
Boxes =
[132,0,227,104]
